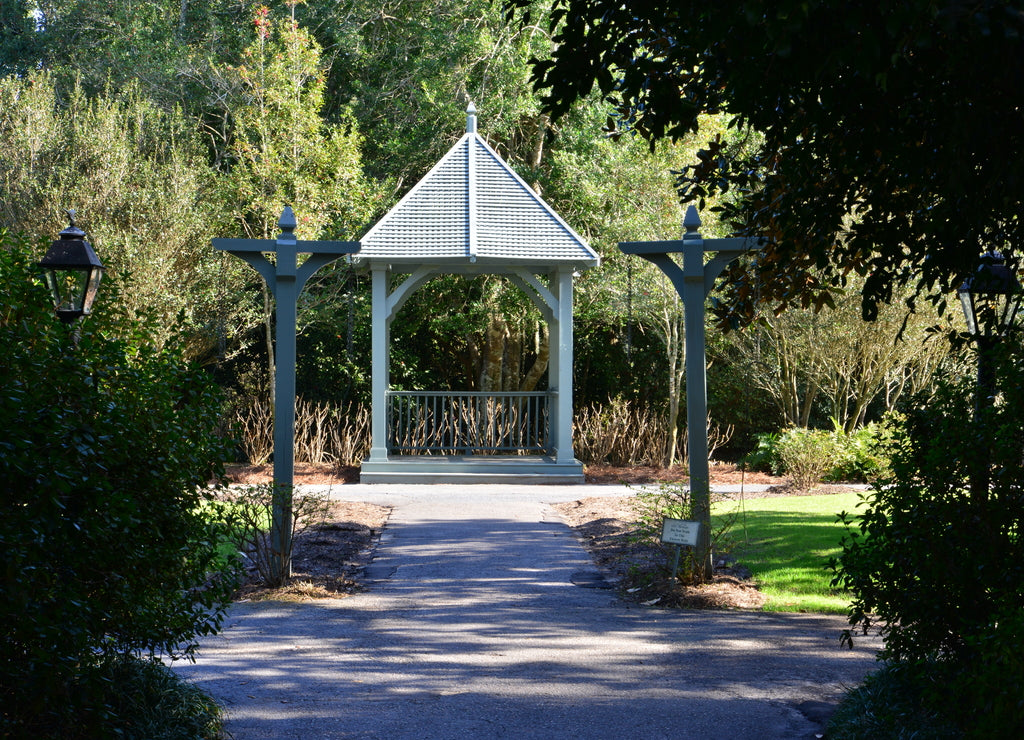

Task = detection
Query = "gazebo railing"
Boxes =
[387,391,551,454]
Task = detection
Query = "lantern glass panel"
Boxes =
[959,289,977,334]
[83,267,102,314]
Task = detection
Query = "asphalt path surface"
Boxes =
[175,484,881,739]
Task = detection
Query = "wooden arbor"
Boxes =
[356,105,599,483]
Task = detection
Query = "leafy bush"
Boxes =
[830,626,1024,740]
[72,655,225,740]
[827,663,959,740]
[832,354,1024,662]
[742,431,781,473]
[774,427,843,489]
[954,606,1024,737]
[825,420,895,483]
[746,423,894,486]
[0,232,239,735]
[831,341,1024,733]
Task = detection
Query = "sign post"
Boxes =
[620,207,762,581]
[214,207,360,582]
[661,518,701,581]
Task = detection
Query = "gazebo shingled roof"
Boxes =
[355,103,599,270]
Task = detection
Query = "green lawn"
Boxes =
[713,491,865,613]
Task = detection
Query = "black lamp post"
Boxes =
[38,211,105,324]
[958,251,1022,501]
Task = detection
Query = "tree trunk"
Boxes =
[798,380,817,428]
[465,335,481,391]
[662,312,685,468]
[504,329,523,391]
[482,315,506,391]
[529,113,550,193]
[519,324,549,392]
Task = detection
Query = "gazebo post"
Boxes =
[552,267,575,463]
[369,264,390,462]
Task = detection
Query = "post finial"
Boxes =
[466,101,478,134]
[60,209,86,239]
[683,205,702,238]
[279,206,297,234]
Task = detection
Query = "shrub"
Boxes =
[829,629,1024,740]
[573,397,666,466]
[827,663,959,740]
[831,340,1024,733]
[748,423,895,487]
[72,655,225,740]
[742,431,782,473]
[223,483,331,585]
[774,427,843,489]
[826,420,895,483]
[0,232,239,735]
[954,606,1024,737]
[832,352,1024,662]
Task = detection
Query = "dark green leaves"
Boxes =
[507,0,1024,326]
[0,232,239,735]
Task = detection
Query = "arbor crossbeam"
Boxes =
[213,206,359,582]
[619,205,762,580]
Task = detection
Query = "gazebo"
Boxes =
[356,104,599,483]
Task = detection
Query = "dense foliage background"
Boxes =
[0,0,959,464]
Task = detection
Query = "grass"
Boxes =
[826,663,960,740]
[98,655,226,740]
[713,490,863,613]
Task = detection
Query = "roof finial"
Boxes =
[466,101,478,134]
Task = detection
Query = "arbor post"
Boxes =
[619,207,762,580]
[214,207,359,584]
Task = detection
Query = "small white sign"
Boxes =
[661,518,700,546]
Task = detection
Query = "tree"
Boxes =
[0,0,43,76]
[8,0,262,112]
[341,0,559,187]
[219,7,381,402]
[505,0,1024,324]
[728,278,957,432]
[0,72,253,361]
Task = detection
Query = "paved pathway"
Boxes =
[176,484,881,739]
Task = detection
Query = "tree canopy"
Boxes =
[0,0,961,455]
[506,0,1024,323]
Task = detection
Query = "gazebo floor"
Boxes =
[358,454,585,485]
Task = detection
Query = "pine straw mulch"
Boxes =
[222,462,857,609]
